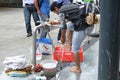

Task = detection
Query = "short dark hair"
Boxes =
[50,1,63,11]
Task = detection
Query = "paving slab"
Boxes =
[0,7,119,80]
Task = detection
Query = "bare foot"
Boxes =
[69,67,82,73]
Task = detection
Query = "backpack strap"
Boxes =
[86,2,100,14]
[86,2,95,14]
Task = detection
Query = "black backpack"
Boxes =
[59,2,99,31]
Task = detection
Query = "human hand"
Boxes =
[34,64,43,72]
[49,21,55,25]
[37,10,41,15]
[49,20,60,25]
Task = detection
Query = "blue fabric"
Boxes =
[54,0,71,4]
[72,26,94,53]
[8,71,29,77]
[23,6,39,34]
[58,13,67,30]
[38,0,50,15]
[36,38,52,44]
[38,0,50,38]
[39,22,50,38]
[40,38,52,44]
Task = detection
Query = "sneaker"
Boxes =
[27,33,32,37]
[57,40,61,43]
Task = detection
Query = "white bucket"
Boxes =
[41,59,58,77]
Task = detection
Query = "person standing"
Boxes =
[22,0,40,37]
[34,0,50,38]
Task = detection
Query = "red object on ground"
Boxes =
[53,46,83,62]
[34,64,43,72]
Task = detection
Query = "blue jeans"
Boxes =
[39,14,50,38]
[72,26,94,53]
[23,6,39,34]
[66,21,74,31]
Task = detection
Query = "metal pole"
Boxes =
[98,0,120,80]
[32,26,37,69]
[32,24,43,69]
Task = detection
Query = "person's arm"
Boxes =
[63,21,74,50]
[34,0,41,14]
[59,13,67,45]
[67,29,73,46]
[60,29,66,44]
[61,29,72,50]
[63,29,73,50]
[49,20,60,25]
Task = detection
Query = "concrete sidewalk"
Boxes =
[0,7,103,80]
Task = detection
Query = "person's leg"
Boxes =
[23,6,32,36]
[32,9,40,34]
[66,21,74,45]
[40,14,49,38]
[70,30,85,73]
[57,28,61,41]
[70,26,94,73]
[32,9,40,26]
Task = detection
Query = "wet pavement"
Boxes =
[0,7,119,80]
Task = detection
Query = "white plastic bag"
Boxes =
[39,38,53,55]
[29,46,42,63]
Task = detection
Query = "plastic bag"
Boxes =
[39,38,53,55]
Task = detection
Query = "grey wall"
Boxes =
[0,0,22,7]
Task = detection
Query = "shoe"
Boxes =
[27,33,32,37]
[57,40,61,44]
